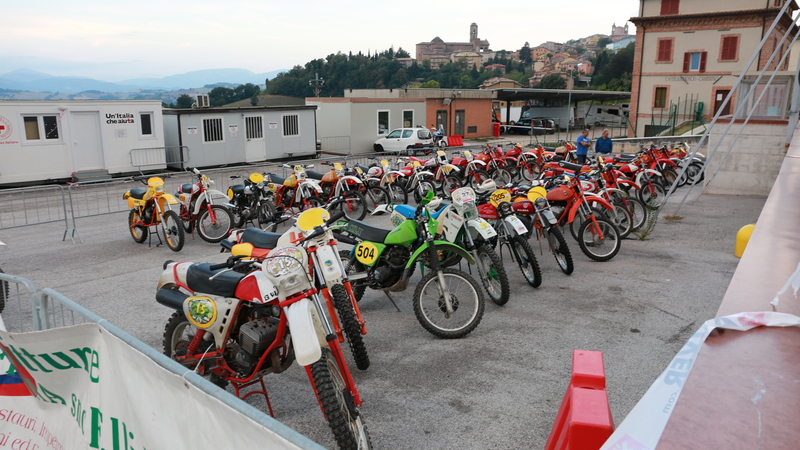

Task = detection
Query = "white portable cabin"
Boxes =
[0,100,165,185]
[162,105,318,169]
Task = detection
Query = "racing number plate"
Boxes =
[507,216,528,234]
[355,242,379,265]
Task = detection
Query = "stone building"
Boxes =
[415,23,491,69]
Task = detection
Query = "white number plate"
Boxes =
[506,216,528,234]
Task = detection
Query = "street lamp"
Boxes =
[565,69,574,139]
[309,72,324,97]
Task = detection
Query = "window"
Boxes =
[720,35,739,61]
[402,110,414,128]
[202,118,223,142]
[282,114,299,136]
[654,87,668,108]
[22,115,60,141]
[657,38,673,63]
[387,130,402,138]
[683,52,707,73]
[377,111,389,135]
[417,129,432,139]
[140,112,154,137]
[661,0,679,15]
[245,116,263,139]
[401,129,413,138]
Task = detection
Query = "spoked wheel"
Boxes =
[509,236,542,287]
[413,180,436,204]
[491,168,513,186]
[475,245,510,306]
[128,209,148,243]
[196,204,234,243]
[256,201,279,232]
[608,203,634,239]
[685,162,704,185]
[162,311,226,388]
[386,182,408,205]
[570,205,610,241]
[339,190,367,220]
[439,175,462,200]
[330,283,369,371]
[339,249,367,303]
[310,349,372,450]
[161,210,185,252]
[658,167,678,189]
[625,197,648,231]
[520,161,542,182]
[412,268,485,339]
[546,227,574,275]
[577,217,621,262]
[181,205,194,234]
[230,203,247,228]
[467,169,492,191]
[638,177,667,205]
[363,186,390,213]
[300,196,324,212]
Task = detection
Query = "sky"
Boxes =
[3,0,640,82]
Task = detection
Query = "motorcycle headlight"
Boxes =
[535,197,548,208]
[280,274,303,291]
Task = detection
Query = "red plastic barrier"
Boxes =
[449,135,464,146]
[493,122,501,137]
[544,350,615,450]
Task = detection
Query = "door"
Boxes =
[436,110,448,135]
[455,110,465,136]
[714,90,732,117]
[244,115,265,162]
[71,112,104,171]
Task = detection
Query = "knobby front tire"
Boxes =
[412,268,485,339]
[330,283,370,371]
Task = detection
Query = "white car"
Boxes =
[373,127,433,152]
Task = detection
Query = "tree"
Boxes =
[416,80,441,88]
[250,95,259,106]
[596,37,612,48]
[519,42,532,66]
[396,47,410,58]
[175,94,194,109]
[537,74,567,89]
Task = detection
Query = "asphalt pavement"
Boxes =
[0,188,766,449]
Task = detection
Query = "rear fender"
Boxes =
[617,179,641,191]
[297,181,324,200]
[567,196,613,223]
[635,169,662,186]
[157,261,192,291]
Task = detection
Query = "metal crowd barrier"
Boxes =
[0,274,321,449]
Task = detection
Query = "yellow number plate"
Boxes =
[294,165,304,172]
[489,189,511,207]
[334,163,343,170]
[355,242,379,265]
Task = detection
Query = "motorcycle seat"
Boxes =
[129,188,146,200]
[558,161,585,172]
[612,155,636,163]
[229,184,245,195]
[345,220,390,243]
[186,263,245,298]
[239,228,282,249]
[267,173,286,184]
[306,170,325,181]
[355,164,371,173]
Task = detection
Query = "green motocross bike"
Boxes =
[336,192,486,339]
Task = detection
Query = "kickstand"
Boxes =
[147,225,164,248]
[383,291,402,312]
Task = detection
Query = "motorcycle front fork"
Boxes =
[426,241,455,316]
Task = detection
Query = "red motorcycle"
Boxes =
[176,168,234,243]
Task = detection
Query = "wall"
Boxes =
[704,120,787,195]
[425,98,492,138]
[641,0,782,16]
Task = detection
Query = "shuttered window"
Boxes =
[720,36,739,61]
[654,87,668,108]
[661,0,679,15]
[683,52,707,73]
[657,39,673,62]
[202,118,223,142]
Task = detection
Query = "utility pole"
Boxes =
[309,72,324,97]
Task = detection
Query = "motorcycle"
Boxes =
[225,173,279,231]
[223,205,370,370]
[513,186,575,275]
[155,211,371,449]
[390,186,512,306]
[337,191,485,339]
[474,185,544,286]
[176,168,234,243]
[123,175,185,252]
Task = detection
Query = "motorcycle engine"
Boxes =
[368,247,409,288]
[235,317,279,375]
[549,204,566,219]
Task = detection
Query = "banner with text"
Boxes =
[0,324,303,450]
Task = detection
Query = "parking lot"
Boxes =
[0,188,766,449]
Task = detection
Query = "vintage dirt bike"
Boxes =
[337,191,485,339]
[176,168,234,243]
[123,175,185,252]
[513,186,575,275]
[225,173,279,231]
[222,207,370,370]
[156,216,371,449]
[475,186,544,286]
[390,187,511,306]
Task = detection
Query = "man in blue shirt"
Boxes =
[595,129,613,155]
[576,129,591,165]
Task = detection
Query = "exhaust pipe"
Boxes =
[156,287,188,311]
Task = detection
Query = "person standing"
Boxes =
[595,129,613,155]
[575,129,591,165]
